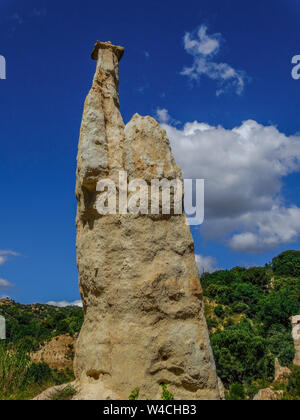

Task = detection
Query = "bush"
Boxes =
[258,289,300,329]
[210,321,273,385]
[24,362,52,385]
[271,251,300,277]
[214,305,225,319]
[231,302,249,314]
[207,318,218,330]
[226,383,245,400]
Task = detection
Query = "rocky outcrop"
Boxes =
[253,358,292,400]
[74,41,221,400]
[33,382,76,401]
[0,298,14,306]
[291,315,300,366]
[274,358,291,382]
[253,388,283,401]
[30,334,76,371]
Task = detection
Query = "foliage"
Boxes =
[0,302,82,400]
[210,321,273,385]
[51,385,76,401]
[160,383,174,400]
[282,366,300,400]
[129,387,140,400]
[25,362,52,385]
[214,305,225,319]
[202,249,300,398]
[226,383,245,400]
[0,302,83,352]
[271,251,300,277]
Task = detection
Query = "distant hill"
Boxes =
[0,300,83,352]
[202,250,300,399]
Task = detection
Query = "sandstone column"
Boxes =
[74,41,221,400]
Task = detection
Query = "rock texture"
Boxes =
[274,358,291,382]
[253,388,283,401]
[30,334,76,371]
[292,315,300,366]
[74,41,220,400]
[33,382,77,401]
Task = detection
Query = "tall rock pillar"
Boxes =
[74,41,221,400]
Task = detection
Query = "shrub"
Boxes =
[161,383,174,400]
[24,362,52,385]
[214,305,225,319]
[226,383,245,400]
[271,251,300,277]
[210,321,273,384]
[283,367,300,400]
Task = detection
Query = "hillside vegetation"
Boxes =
[202,250,300,399]
[0,302,83,400]
[0,250,300,400]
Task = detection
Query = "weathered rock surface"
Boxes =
[33,380,118,401]
[253,388,283,401]
[274,358,291,382]
[291,315,300,367]
[30,334,76,371]
[33,382,77,401]
[74,41,221,400]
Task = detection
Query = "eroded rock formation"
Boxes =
[253,388,283,401]
[292,315,300,366]
[274,358,291,382]
[74,41,221,400]
[31,334,76,371]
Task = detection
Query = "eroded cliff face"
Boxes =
[74,41,220,400]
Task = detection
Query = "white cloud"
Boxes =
[156,108,180,126]
[181,25,246,96]
[0,250,21,266]
[46,300,83,308]
[160,116,300,253]
[0,250,20,256]
[0,257,7,266]
[156,108,171,124]
[195,254,219,273]
[228,206,300,252]
[0,279,14,290]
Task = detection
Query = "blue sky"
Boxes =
[0,0,300,304]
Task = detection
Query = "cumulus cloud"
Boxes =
[46,300,83,308]
[0,279,14,290]
[195,254,219,274]
[181,25,246,95]
[160,116,300,253]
